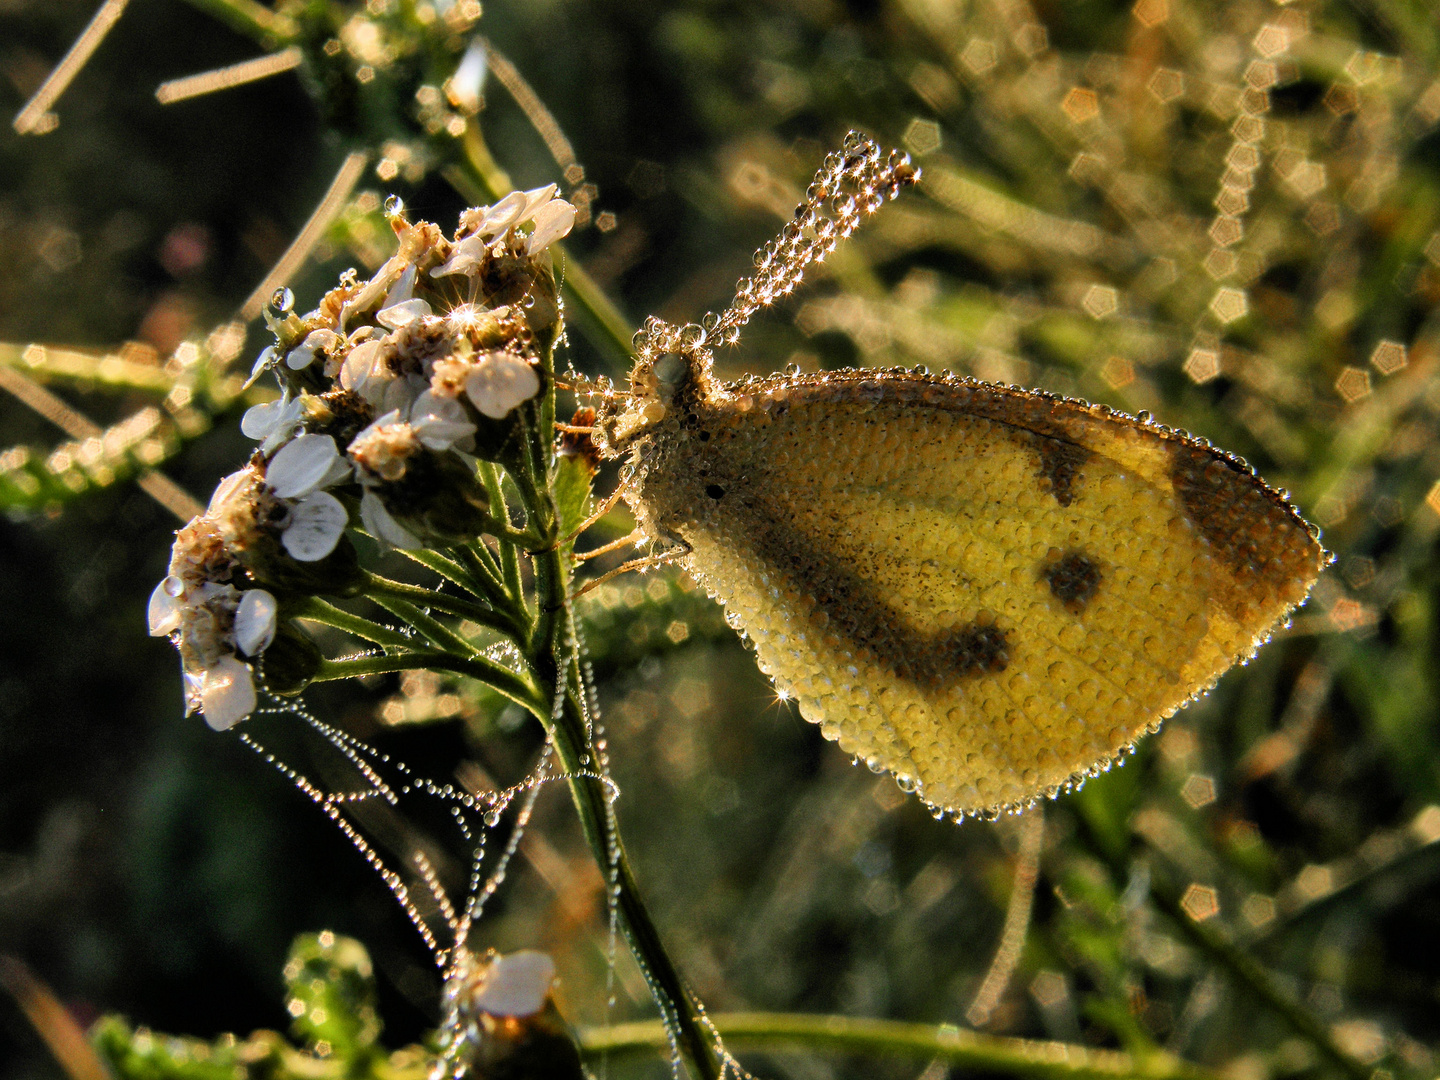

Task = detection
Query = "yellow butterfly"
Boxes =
[588,135,1326,819]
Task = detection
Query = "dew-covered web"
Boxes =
[231,683,572,976]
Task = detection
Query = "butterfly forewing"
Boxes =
[633,369,1325,816]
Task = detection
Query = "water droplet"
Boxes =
[384,194,405,217]
[482,810,500,827]
[271,287,294,313]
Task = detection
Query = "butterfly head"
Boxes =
[593,316,718,455]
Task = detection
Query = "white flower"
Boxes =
[197,654,257,731]
[434,185,574,277]
[148,514,278,731]
[284,328,344,371]
[340,338,388,401]
[376,297,433,330]
[264,434,352,561]
[147,575,185,637]
[464,353,540,419]
[241,393,305,454]
[383,263,417,309]
[471,951,555,1017]
[525,198,576,255]
[410,390,477,451]
[233,589,279,656]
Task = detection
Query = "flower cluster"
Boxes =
[150,187,576,729]
[434,950,579,1080]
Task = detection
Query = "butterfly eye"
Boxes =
[653,353,685,387]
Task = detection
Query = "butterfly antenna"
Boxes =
[707,132,918,346]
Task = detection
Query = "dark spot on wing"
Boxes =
[953,621,1011,675]
[1028,432,1088,507]
[1042,550,1102,613]
[705,484,726,499]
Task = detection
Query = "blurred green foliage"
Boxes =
[4,0,1440,1078]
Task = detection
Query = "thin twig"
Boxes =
[0,364,202,521]
[13,0,131,135]
[240,151,369,321]
[156,47,302,104]
[967,807,1045,1027]
[0,956,114,1080]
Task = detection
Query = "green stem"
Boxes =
[369,594,485,659]
[292,598,415,651]
[459,541,508,596]
[1146,873,1370,1080]
[579,1013,1228,1080]
[176,0,296,43]
[362,572,521,638]
[476,461,527,619]
[313,653,541,715]
[515,413,722,1080]
[397,548,487,598]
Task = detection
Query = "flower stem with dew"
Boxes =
[291,597,418,652]
[508,396,724,1079]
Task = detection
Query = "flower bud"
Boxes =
[259,621,325,696]
[434,950,584,1080]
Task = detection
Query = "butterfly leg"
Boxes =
[574,527,647,563]
[570,539,691,601]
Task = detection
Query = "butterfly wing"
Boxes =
[636,370,1326,817]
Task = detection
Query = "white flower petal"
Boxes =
[472,951,555,1017]
[241,396,286,440]
[360,489,422,549]
[479,190,527,236]
[148,581,183,636]
[285,329,344,371]
[340,339,385,393]
[233,589,279,655]
[206,468,253,516]
[199,655,256,731]
[381,376,422,418]
[244,345,277,388]
[268,434,341,500]
[410,390,477,450]
[383,264,417,309]
[319,454,354,490]
[526,199,576,255]
[464,354,540,419]
[518,184,559,222]
[282,491,349,561]
[376,298,433,330]
[430,236,486,279]
[340,253,408,328]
